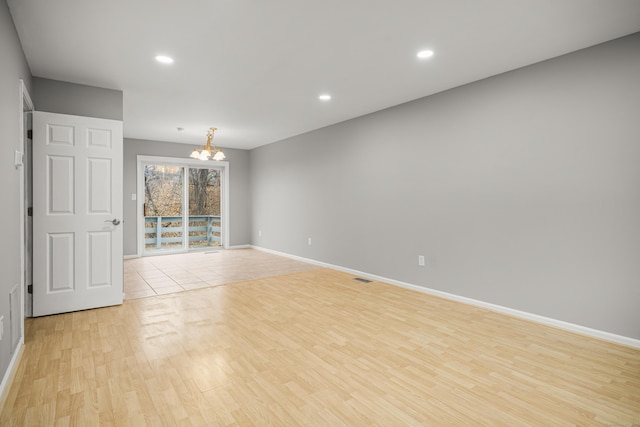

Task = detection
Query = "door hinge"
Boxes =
[27,129,33,139]
[27,207,33,216]
[28,284,33,294]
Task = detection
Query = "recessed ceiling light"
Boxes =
[155,55,174,64]
[319,94,331,101]
[416,50,434,59]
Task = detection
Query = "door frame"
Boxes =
[136,155,230,256]
[1,79,34,409]
[19,79,34,323]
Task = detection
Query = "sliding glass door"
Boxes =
[141,161,224,255]
[188,168,222,250]
[144,164,185,252]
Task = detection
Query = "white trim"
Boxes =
[20,79,34,111]
[123,254,138,260]
[136,155,230,256]
[136,158,144,257]
[251,245,640,349]
[228,244,251,249]
[18,80,34,328]
[0,338,23,411]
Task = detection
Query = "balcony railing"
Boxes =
[144,215,221,250]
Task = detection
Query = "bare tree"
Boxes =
[190,168,210,215]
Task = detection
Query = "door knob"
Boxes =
[105,219,121,226]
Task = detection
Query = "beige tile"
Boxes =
[124,280,153,292]
[122,248,321,299]
[217,273,257,282]
[194,272,225,281]
[145,277,179,289]
[207,268,244,277]
[131,264,162,273]
[138,270,169,280]
[205,278,232,287]
[125,289,157,300]
[154,285,185,295]
[180,282,210,291]
[171,275,203,285]
[159,266,189,276]
[186,268,214,275]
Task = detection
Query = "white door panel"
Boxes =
[33,111,123,316]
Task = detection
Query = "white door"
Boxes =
[32,111,123,317]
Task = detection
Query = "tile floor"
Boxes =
[123,248,321,299]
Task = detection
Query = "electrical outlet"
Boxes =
[258,230,262,237]
[0,315,4,341]
[131,193,137,201]
[418,255,425,267]
[308,237,312,246]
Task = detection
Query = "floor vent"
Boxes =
[354,277,372,283]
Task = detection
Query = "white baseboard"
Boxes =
[228,244,251,249]
[0,338,24,412]
[251,245,640,349]
[123,254,138,260]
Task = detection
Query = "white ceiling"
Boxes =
[8,0,640,150]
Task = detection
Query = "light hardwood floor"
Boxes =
[1,258,639,425]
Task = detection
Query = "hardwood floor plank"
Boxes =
[2,266,639,426]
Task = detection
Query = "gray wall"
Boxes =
[32,77,123,120]
[123,138,251,256]
[250,33,640,340]
[0,0,32,388]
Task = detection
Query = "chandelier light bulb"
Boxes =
[190,127,225,161]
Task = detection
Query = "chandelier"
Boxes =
[190,127,226,161]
